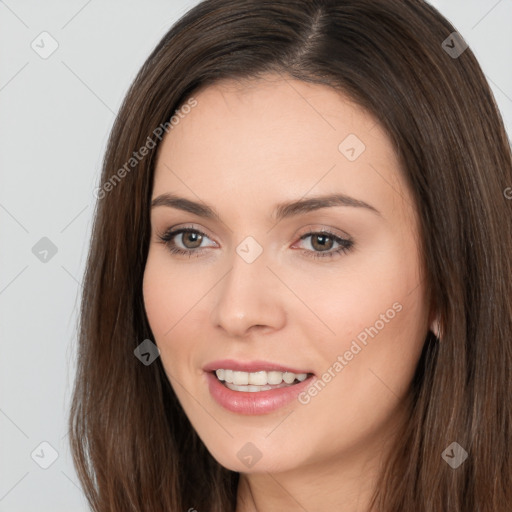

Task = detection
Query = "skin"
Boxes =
[143,74,437,511]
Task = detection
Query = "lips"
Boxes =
[205,371,316,414]
[202,358,316,414]
[202,358,314,375]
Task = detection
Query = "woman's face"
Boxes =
[143,75,433,476]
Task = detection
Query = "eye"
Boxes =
[157,226,217,258]
[293,230,354,260]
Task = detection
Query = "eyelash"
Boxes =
[157,226,354,260]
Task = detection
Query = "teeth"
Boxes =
[247,371,267,385]
[283,372,296,384]
[215,369,308,385]
[226,383,274,392]
[267,371,283,385]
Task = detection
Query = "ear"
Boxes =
[427,291,442,339]
[428,313,442,339]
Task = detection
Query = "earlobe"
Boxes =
[429,316,442,341]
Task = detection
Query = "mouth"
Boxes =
[203,359,316,413]
[210,368,314,393]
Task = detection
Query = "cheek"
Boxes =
[142,249,202,337]
[298,230,424,345]
[301,228,428,395]
[286,262,427,463]
[142,252,191,370]
[142,254,173,338]
[142,250,215,389]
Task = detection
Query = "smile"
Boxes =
[203,361,316,415]
[215,369,309,392]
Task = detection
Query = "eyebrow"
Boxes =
[150,192,381,221]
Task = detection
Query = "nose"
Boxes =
[209,250,287,338]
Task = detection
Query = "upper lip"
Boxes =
[203,359,314,375]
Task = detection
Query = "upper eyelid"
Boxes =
[187,228,217,246]
[163,227,218,247]
[161,225,352,248]
[160,222,351,238]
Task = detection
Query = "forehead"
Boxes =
[164,75,378,159]
[152,75,411,221]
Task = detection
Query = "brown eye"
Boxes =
[157,227,216,258]
[180,231,203,249]
[309,234,335,252]
[295,230,354,260]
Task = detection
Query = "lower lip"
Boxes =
[205,371,316,415]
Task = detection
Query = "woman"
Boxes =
[69,0,512,510]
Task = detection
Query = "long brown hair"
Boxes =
[69,1,512,510]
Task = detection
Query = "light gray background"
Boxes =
[1,1,511,510]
